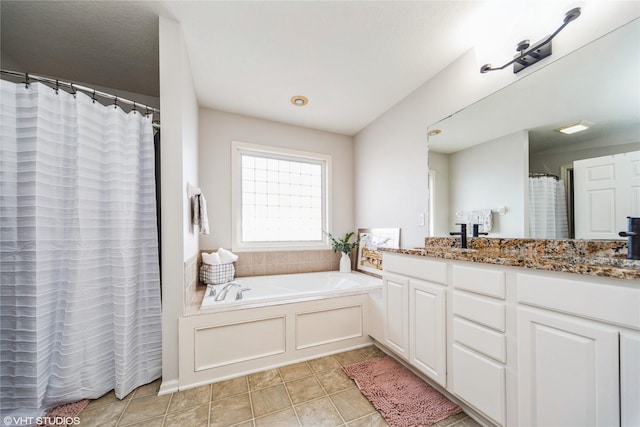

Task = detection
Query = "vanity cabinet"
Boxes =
[517,272,640,427]
[451,264,508,426]
[410,279,447,386]
[517,307,619,426]
[383,254,447,387]
[620,332,640,427]
[382,273,409,358]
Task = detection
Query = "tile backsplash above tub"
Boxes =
[185,249,344,315]
[200,249,341,279]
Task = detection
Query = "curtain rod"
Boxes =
[0,69,161,127]
[529,172,559,179]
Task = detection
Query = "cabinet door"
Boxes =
[621,332,640,427]
[452,343,506,426]
[410,279,446,387]
[518,307,619,427]
[382,273,409,359]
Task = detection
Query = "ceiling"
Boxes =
[0,1,160,97]
[0,0,491,135]
[1,0,591,136]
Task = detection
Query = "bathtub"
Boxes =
[200,271,382,311]
[178,271,382,390]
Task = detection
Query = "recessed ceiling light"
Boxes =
[428,129,442,137]
[555,120,593,134]
[291,96,308,107]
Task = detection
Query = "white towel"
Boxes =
[191,194,210,235]
[217,247,238,263]
[202,252,221,265]
[477,209,493,232]
[468,209,493,233]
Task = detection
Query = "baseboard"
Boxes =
[158,379,179,396]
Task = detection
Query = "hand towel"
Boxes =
[191,194,210,235]
[218,247,238,263]
[477,209,493,232]
[202,252,221,265]
[467,209,492,233]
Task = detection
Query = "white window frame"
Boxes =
[231,141,332,251]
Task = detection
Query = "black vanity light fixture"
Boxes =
[480,7,581,74]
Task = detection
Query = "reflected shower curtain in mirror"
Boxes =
[0,81,161,418]
[528,176,569,239]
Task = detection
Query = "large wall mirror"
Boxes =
[427,19,640,240]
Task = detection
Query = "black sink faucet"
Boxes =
[450,223,468,248]
[619,216,640,260]
[472,224,489,237]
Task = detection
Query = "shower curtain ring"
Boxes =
[25,73,30,89]
[70,83,77,98]
[55,80,59,94]
[92,90,97,103]
[114,97,118,109]
[132,102,137,114]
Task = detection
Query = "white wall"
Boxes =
[530,135,640,177]
[354,4,639,248]
[158,16,198,393]
[428,152,450,238]
[198,109,354,250]
[449,131,529,238]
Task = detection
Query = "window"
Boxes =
[232,141,331,250]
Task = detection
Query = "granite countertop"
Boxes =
[381,238,640,281]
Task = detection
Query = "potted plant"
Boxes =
[324,231,360,273]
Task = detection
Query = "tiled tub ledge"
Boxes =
[381,237,639,281]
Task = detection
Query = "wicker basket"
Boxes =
[200,263,235,285]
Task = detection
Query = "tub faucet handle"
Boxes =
[235,287,252,301]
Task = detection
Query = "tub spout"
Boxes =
[214,281,241,301]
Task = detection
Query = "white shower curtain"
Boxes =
[0,80,161,418]
[528,176,569,239]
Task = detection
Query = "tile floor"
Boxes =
[79,346,482,427]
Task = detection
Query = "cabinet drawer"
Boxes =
[517,272,640,330]
[453,316,506,363]
[453,265,505,299]
[383,253,447,284]
[453,291,506,332]
[453,343,506,426]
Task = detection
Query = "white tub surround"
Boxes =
[178,271,381,389]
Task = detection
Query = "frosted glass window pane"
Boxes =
[242,156,254,168]
[239,152,326,243]
[255,157,267,169]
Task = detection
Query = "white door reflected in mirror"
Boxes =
[574,151,640,239]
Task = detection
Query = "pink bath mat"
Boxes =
[37,399,89,426]
[343,356,462,426]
